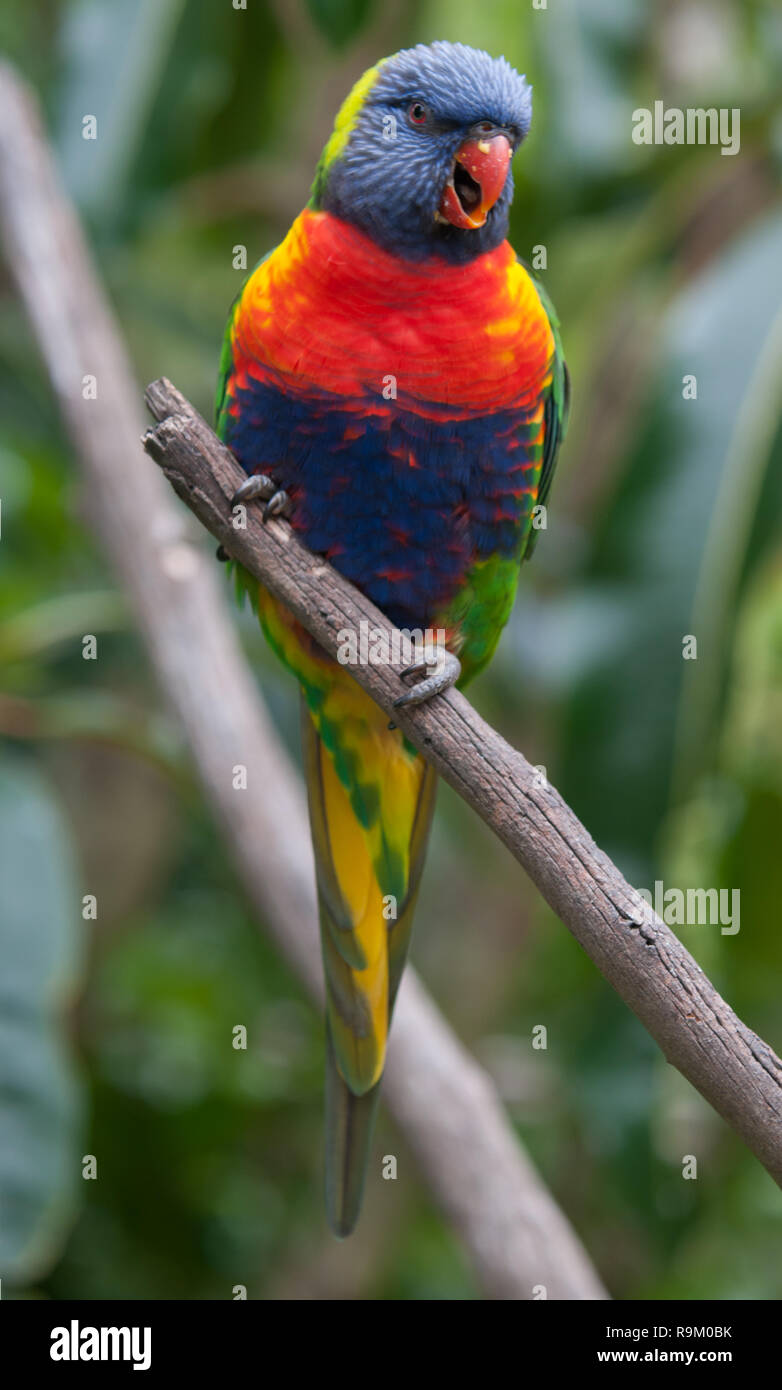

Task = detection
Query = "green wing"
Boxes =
[521,265,570,561]
[214,302,238,441]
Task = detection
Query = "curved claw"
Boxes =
[231,473,276,507]
[263,489,292,522]
[399,655,439,681]
[393,650,461,709]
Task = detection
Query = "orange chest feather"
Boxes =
[230,210,554,417]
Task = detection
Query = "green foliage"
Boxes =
[0,759,84,1285]
[305,0,375,48]
[1,0,781,1300]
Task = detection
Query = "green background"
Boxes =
[1,0,781,1299]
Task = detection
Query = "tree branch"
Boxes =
[143,376,782,1192]
[0,60,607,1300]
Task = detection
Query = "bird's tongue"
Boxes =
[438,133,512,230]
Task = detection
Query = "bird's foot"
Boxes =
[231,473,292,523]
[393,649,461,709]
[261,488,292,522]
[231,473,277,506]
[234,475,295,522]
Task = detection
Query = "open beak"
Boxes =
[437,132,512,230]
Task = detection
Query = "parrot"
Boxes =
[215,41,569,1237]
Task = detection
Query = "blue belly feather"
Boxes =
[226,379,540,630]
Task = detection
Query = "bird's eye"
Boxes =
[408,102,429,127]
[475,120,494,134]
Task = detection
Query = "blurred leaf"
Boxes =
[722,555,782,788]
[512,208,782,875]
[304,0,374,48]
[662,551,782,1032]
[0,592,127,662]
[532,0,647,181]
[674,239,782,791]
[56,0,186,223]
[0,758,84,1284]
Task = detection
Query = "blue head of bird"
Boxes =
[311,41,533,263]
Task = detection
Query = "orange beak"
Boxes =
[437,132,513,230]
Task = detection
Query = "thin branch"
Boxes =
[0,61,607,1300]
[143,377,782,1193]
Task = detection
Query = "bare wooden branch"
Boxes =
[143,375,782,1193]
[0,60,607,1300]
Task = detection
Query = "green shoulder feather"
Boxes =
[521,265,570,560]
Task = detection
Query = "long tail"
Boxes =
[300,691,437,1236]
[323,1032,383,1237]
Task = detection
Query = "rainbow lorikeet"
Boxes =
[215,41,568,1236]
